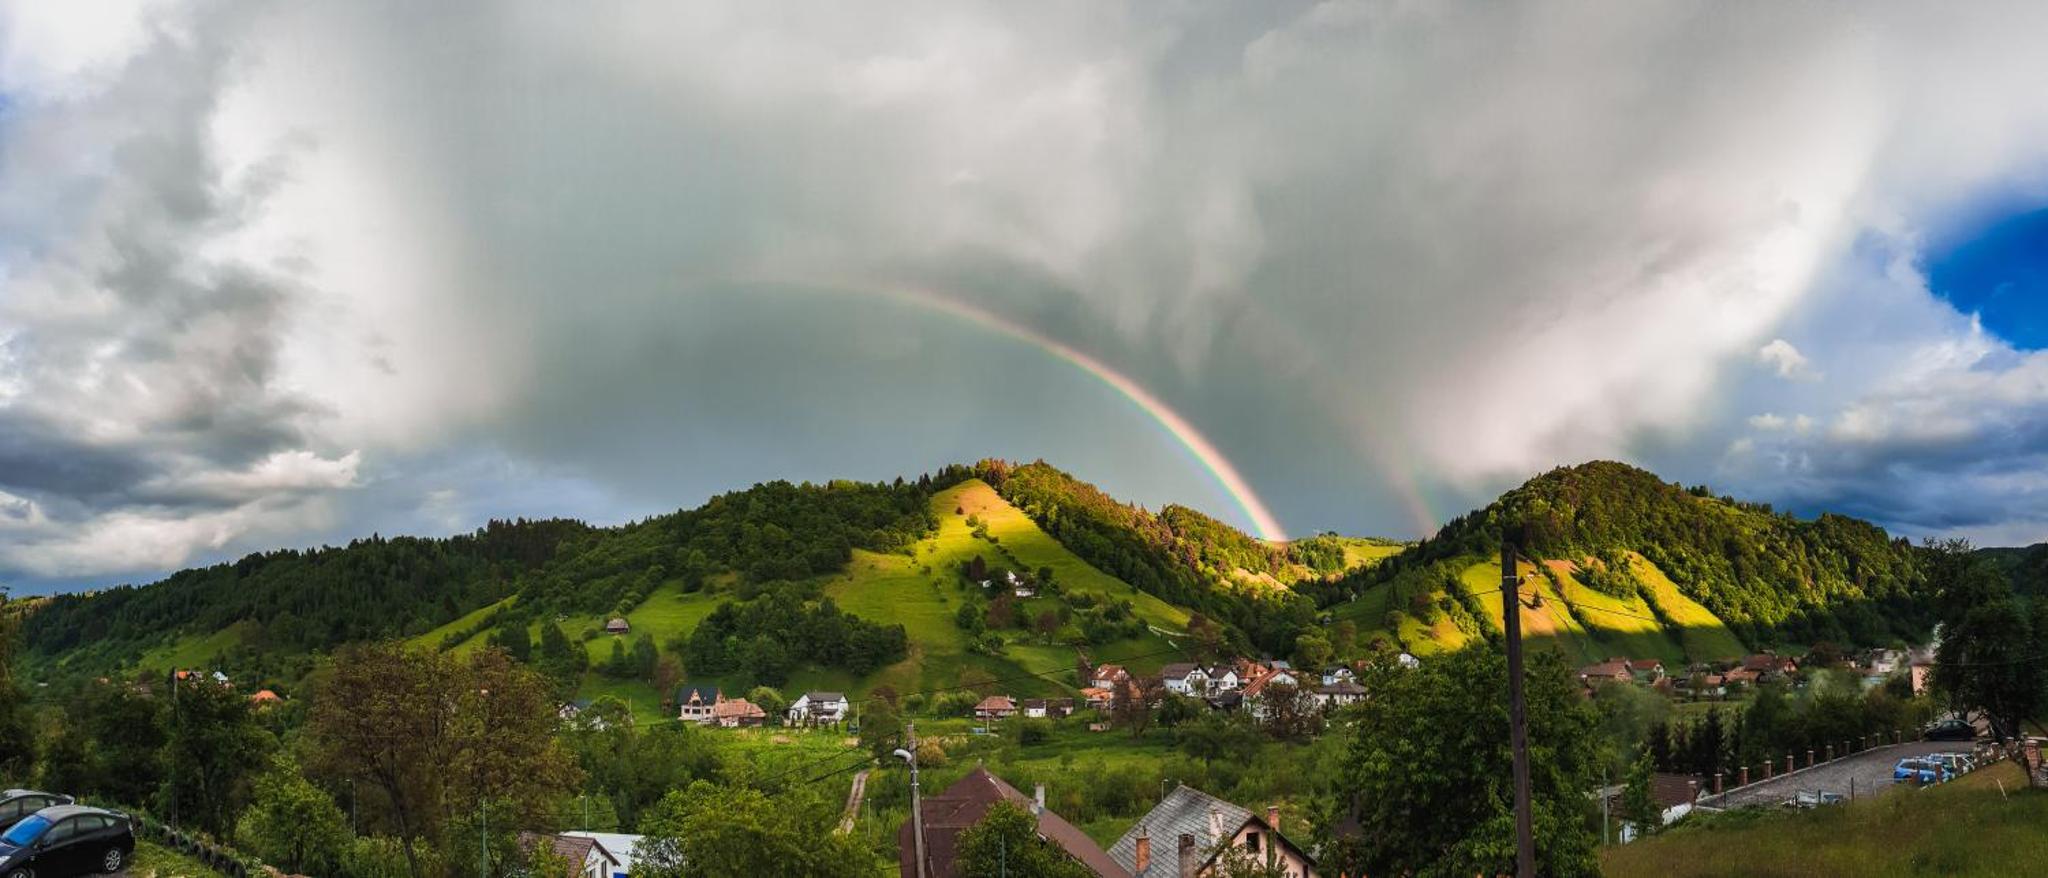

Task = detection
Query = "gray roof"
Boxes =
[805,691,847,702]
[1108,786,1252,877]
[1159,663,1200,680]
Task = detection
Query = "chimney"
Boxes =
[1208,805,1223,843]
[1033,783,1046,815]
[1266,804,1281,833]
[1178,833,1200,878]
[1134,824,1151,874]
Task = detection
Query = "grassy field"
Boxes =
[136,623,250,673]
[1337,550,1749,664]
[1603,761,2048,877]
[1330,537,1407,570]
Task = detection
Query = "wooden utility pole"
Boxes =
[1502,530,1535,878]
[907,722,929,878]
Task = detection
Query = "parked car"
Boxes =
[1927,752,1976,775]
[1923,718,1976,741]
[0,791,74,833]
[1893,758,1953,785]
[1790,790,1845,808]
[0,804,136,876]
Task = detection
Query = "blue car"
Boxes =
[1893,758,1953,785]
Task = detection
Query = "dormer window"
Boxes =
[1245,831,1262,852]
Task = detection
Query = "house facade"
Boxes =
[518,832,620,878]
[788,691,850,724]
[898,767,1125,877]
[1160,664,1210,697]
[1090,664,1130,690]
[712,698,767,728]
[1108,786,1316,877]
[974,695,1018,721]
[676,685,724,724]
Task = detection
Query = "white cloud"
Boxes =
[1758,339,1821,382]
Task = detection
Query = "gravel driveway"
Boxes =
[1702,740,1972,809]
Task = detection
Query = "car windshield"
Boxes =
[0,814,50,846]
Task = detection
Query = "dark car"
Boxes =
[0,792,74,833]
[1923,718,1976,741]
[0,804,135,877]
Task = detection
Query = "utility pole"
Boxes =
[1502,529,1535,878]
[899,723,929,878]
[480,800,489,878]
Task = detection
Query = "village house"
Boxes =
[1023,698,1074,719]
[898,767,1126,877]
[1108,786,1317,877]
[1740,653,1798,679]
[562,832,641,878]
[1241,668,1308,722]
[1204,666,1242,692]
[787,691,850,724]
[974,695,1019,721]
[675,685,724,724]
[1577,660,1633,688]
[1866,648,1907,675]
[711,697,767,728]
[249,689,282,707]
[1082,687,1115,712]
[1627,658,1666,684]
[1160,663,1211,697]
[605,617,631,635]
[1612,774,1702,844]
[1721,668,1761,690]
[1318,666,1356,687]
[1312,680,1366,710]
[558,698,593,722]
[518,831,621,878]
[1090,664,1131,690]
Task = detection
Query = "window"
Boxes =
[0,815,49,846]
[43,817,80,844]
[0,800,19,820]
[1245,831,1262,853]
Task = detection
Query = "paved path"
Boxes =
[1702,741,1963,809]
[837,768,870,834]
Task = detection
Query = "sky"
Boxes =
[6,1,2048,593]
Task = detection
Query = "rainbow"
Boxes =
[753,279,1291,542]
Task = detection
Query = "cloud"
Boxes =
[1757,339,1821,382]
[12,1,2048,587]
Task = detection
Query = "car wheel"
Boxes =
[5,868,31,878]
[102,846,126,873]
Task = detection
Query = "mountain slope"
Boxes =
[1335,461,1932,660]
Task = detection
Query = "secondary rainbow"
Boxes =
[762,279,1290,542]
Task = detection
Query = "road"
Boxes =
[1702,741,1967,809]
[837,768,871,834]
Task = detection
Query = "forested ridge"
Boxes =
[1339,460,1934,649]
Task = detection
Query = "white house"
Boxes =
[1159,663,1210,696]
[1615,774,1701,844]
[1089,664,1129,690]
[562,832,642,878]
[519,832,620,878]
[1204,666,1242,693]
[1320,666,1356,687]
[1314,679,1366,709]
[787,691,850,724]
[675,685,723,724]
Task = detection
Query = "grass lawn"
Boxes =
[129,840,229,877]
[1547,560,1688,665]
[1331,537,1406,570]
[136,624,248,672]
[1602,761,2048,877]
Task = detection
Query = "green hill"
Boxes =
[1331,461,1932,662]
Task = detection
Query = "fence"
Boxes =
[126,812,269,877]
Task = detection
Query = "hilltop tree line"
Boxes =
[1337,461,1935,651]
[980,459,1316,655]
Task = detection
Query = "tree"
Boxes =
[1617,749,1660,840]
[748,686,788,725]
[308,642,582,878]
[160,674,273,836]
[0,588,30,778]
[1293,632,1333,671]
[1111,677,1161,738]
[1208,842,1293,878]
[1314,647,1600,878]
[1331,620,1359,660]
[1936,597,2043,740]
[631,634,659,680]
[653,656,684,707]
[954,801,1095,878]
[1034,609,1061,643]
[636,782,874,877]
[236,754,350,874]
[490,622,533,663]
[859,699,903,759]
